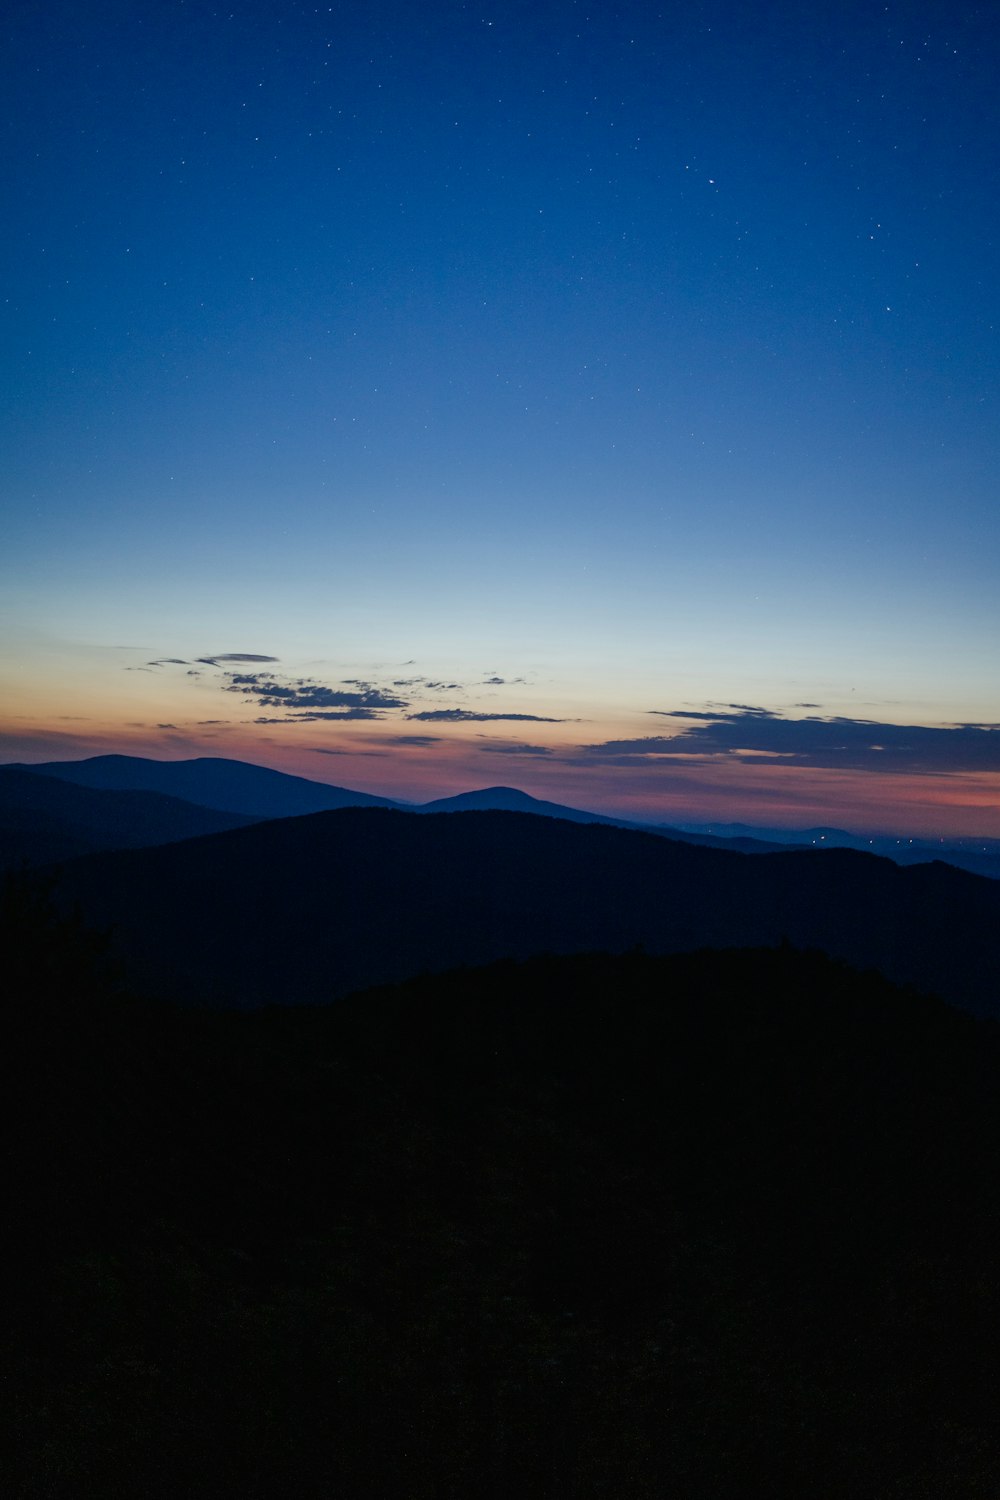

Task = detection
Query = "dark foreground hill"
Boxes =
[0,766,259,867]
[6,887,1000,1498]
[51,806,1000,1015]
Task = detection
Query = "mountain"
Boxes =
[49,807,1000,1015]
[9,754,994,873]
[418,785,795,852]
[15,753,401,820]
[420,784,640,824]
[10,758,790,854]
[676,820,1000,880]
[0,766,258,867]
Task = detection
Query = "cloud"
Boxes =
[382,735,441,747]
[156,723,177,729]
[148,658,189,666]
[308,745,388,757]
[253,709,384,723]
[227,674,408,713]
[585,707,1000,775]
[480,742,554,756]
[197,653,279,667]
[406,709,564,723]
[649,704,780,722]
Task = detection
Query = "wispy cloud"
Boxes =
[391,677,464,692]
[406,709,564,723]
[584,707,1000,774]
[197,653,279,667]
[309,744,388,756]
[254,709,385,723]
[480,741,554,756]
[649,704,780,722]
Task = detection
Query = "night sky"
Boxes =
[3,0,998,835]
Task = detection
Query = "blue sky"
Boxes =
[2,0,998,833]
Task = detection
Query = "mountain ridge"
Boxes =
[47,804,1000,1017]
[7,752,995,875]
[12,753,402,820]
[0,765,260,866]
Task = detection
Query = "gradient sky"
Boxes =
[2,0,998,835]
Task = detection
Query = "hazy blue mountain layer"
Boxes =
[16,754,401,819]
[0,766,258,867]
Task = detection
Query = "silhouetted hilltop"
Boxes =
[421,784,613,818]
[7,893,1000,1497]
[16,753,401,819]
[50,806,1000,1014]
[0,765,258,867]
[418,784,792,852]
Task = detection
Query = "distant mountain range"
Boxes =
[675,820,1000,881]
[5,753,995,876]
[13,753,400,818]
[0,765,258,866]
[0,754,807,868]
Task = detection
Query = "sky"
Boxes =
[2,0,998,836]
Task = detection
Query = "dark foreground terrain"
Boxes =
[45,806,1000,1016]
[5,874,1000,1498]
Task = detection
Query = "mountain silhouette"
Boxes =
[676,819,1000,880]
[15,757,790,853]
[417,784,791,851]
[8,753,996,873]
[16,753,401,819]
[0,766,258,867]
[49,806,1000,1015]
